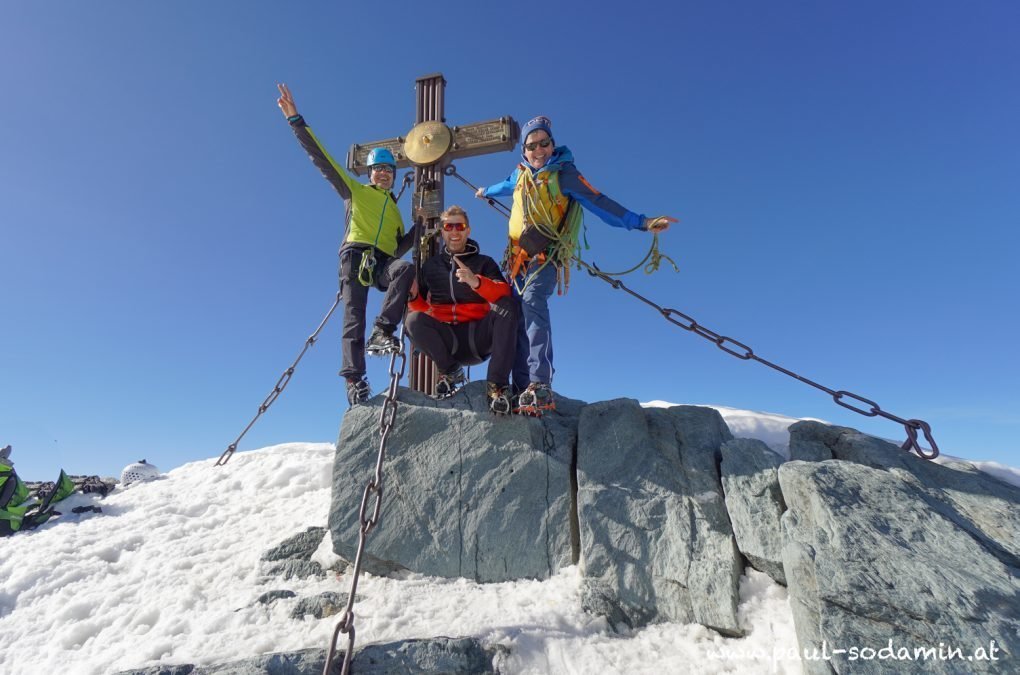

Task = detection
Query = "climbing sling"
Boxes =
[355,192,393,287]
[506,167,586,294]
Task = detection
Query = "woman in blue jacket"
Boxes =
[476,116,675,415]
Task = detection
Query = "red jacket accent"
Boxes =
[409,276,509,323]
[408,243,510,325]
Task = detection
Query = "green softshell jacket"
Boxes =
[288,115,412,258]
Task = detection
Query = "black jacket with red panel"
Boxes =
[408,240,510,323]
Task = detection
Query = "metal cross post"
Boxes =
[346,73,519,395]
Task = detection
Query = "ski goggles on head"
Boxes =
[524,138,553,152]
[369,164,395,174]
[442,221,468,232]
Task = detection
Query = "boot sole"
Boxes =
[489,398,512,415]
[366,346,402,356]
[514,402,555,417]
[432,386,462,401]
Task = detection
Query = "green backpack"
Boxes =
[0,457,76,536]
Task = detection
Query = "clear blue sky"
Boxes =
[3,1,1018,480]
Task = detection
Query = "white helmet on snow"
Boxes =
[120,459,160,485]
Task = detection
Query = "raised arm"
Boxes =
[475,168,519,200]
[558,164,646,230]
[277,83,356,202]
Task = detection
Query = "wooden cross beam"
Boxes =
[345,73,520,394]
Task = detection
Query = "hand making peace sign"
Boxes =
[276,83,299,118]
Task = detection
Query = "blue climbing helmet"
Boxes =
[366,147,396,168]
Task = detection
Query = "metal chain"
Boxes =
[216,173,416,468]
[215,292,343,467]
[575,260,939,459]
[445,164,510,217]
[445,165,940,460]
[323,175,424,672]
[394,170,415,202]
[322,328,408,675]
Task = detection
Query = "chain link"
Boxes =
[218,170,418,469]
[325,182,421,674]
[578,259,940,459]
[215,292,343,467]
[322,327,408,675]
[446,165,940,461]
[394,171,415,202]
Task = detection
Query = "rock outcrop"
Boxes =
[720,438,786,584]
[118,389,1020,675]
[331,387,745,632]
[328,389,1019,668]
[781,421,1020,673]
[115,637,505,674]
[330,382,577,582]
[577,401,742,634]
[259,526,327,581]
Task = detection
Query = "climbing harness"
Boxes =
[322,326,407,675]
[356,172,415,287]
[446,165,940,460]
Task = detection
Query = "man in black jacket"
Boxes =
[405,206,518,414]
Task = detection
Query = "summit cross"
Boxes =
[346,73,519,394]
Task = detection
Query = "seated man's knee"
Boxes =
[492,295,519,321]
[404,311,426,339]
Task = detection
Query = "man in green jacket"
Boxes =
[277,84,415,406]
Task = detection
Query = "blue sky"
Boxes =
[3,1,1018,480]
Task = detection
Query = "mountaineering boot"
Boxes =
[434,366,466,399]
[487,382,512,415]
[346,376,371,406]
[366,325,401,356]
[515,382,556,417]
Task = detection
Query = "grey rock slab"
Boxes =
[330,382,576,582]
[720,437,786,584]
[263,560,324,581]
[115,639,505,675]
[256,590,296,605]
[114,650,326,675]
[261,527,326,562]
[576,400,742,635]
[780,459,1019,674]
[290,591,348,620]
[351,637,506,673]
[788,423,833,462]
[789,421,1020,568]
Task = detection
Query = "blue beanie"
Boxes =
[521,115,553,145]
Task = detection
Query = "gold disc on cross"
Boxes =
[403,121,453,166]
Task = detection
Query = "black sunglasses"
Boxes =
[524,138,554,152]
